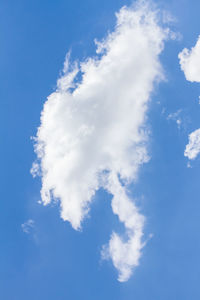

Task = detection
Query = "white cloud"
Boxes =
[179,36,200,161]
[21,219,35,234]
[178,36,200,82]
[184,128,200,160]
[32,1,169,281]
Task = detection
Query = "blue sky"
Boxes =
[1,0,200,299]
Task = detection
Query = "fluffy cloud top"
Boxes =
[178,36,200,82]
[184,128,200,160]
[32,1,169,281]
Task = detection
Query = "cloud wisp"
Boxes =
[32,1,169,281]
[179,36,200,161]
[167,109,182,129]
[21,219,35,234]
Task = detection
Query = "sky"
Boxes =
[1,0,200,299]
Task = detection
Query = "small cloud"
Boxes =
[167,109,181,120]
[184,128,200,160]
[167,109,182,129]
[21,219,35,234]
[178,35,200,83]
[176,118,182,128]
[187,161,192,168]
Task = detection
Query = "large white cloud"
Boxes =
[32,1,169,281]
[179,36,200,161]
[178,35,200,83]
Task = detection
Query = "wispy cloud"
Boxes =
[167,109,182,129]
[21,219,35,234]
[32,1,170,281]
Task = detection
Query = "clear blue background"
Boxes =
[1,0,200,299]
